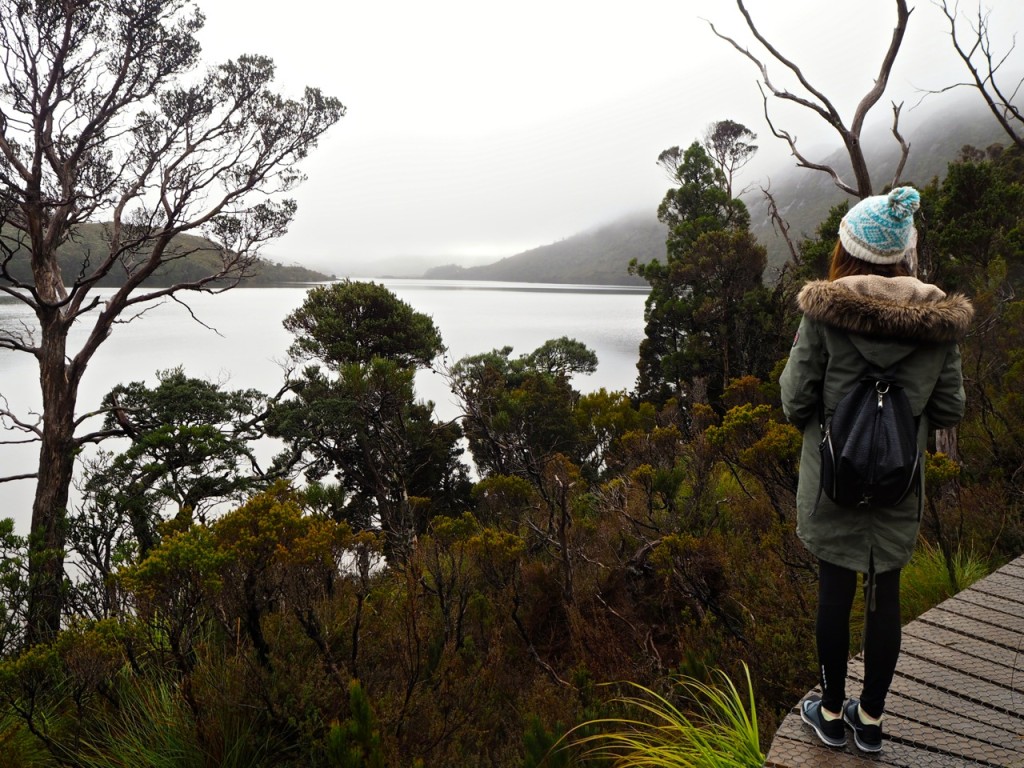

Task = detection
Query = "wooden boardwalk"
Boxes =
[765,554,1024,767]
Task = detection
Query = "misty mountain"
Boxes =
[424,214,660,286]
[424,98,1011,286]
[1,223,332,287]
[339,254,496,279]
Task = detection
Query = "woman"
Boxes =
[779,186,973,753]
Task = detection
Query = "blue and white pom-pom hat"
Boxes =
[838,186,921,265]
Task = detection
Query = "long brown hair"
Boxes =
[828,240,911,281]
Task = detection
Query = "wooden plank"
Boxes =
[900,634,1020,687]
[940,592,1024,630]
[916,606,1024,651]
[764,735,870,768]
[847,663,1024,745]
[884,675,1019,737]
[883,710,1024,765]
[904,621,1022,670]
[847,633,1024,760]
[968,573,1024,606]
[981,570,1024,590]
[999,565,1024,581]
[999,562,1024,579]
[879,687,1024,752]
[768,714,983,767]
[764,556,1024,768]
[995,560,1024,579]
[883,651,1019,711]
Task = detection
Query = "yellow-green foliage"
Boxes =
[924,452,962,486]
[4,370,1005,766]
[901,540,990,622]
[564,664,764,767]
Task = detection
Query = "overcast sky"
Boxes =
[196,0,1024,275]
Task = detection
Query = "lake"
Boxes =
[0,279,649,532]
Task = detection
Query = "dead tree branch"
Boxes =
[760,183,801,267]
[710,0,912,198]
[758,84,860,197]
[890,102,912,189]
[935,0,1024,149]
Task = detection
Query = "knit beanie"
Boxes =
[838,186,921,264]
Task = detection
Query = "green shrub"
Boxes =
[321,680,385,768]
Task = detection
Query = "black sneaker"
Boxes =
[800,697,847,748]
[843,698,883,753]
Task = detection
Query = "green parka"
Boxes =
[779,275,973,574]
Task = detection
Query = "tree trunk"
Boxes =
[25,315,77,645]
[935,426,959,463]
[842,132,874,200]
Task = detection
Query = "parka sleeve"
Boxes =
[924,343,966,429]
[779,315,827,430]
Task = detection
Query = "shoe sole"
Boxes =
[850,731,882,753]
[801,705,847,748]
[843,712,882,753]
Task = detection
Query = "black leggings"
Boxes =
[817,558,901,718]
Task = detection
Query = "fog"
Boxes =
[197,0,1024,276]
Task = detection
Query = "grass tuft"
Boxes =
[560,663,763,767]
[900,540,989,621]
[74,677,204,768]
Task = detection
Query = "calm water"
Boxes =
[0,279,648,531]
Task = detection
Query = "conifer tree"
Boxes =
[632,135,779,407]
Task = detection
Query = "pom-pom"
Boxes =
[887,186,920,219]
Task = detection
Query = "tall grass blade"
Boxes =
[558,662,763,767]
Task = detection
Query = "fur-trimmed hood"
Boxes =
[797,275,974,344]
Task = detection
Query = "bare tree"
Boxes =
[0,0,344,644]
[708,0,913,199]
[935,0,1024,149]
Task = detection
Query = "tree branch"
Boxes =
[850,0,912,137]
[73,429,129,446]
[889,102,911,188]
[0,399,42,438]
[759,183,800,266]
[705,19,836,125]
[711,0,913,198]
[731,1,845,125]
[758,85,859,197]
[935,0,1024,149]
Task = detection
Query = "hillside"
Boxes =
[425,99,1011,286]
[424,215,661,286]
[1,223,331,287]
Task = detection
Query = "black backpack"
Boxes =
[819,368,921,508]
